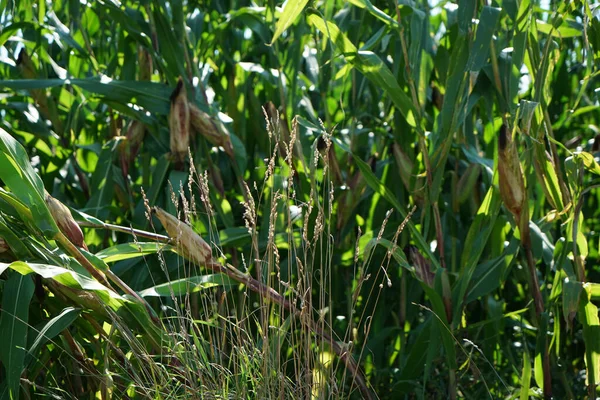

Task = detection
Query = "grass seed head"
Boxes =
[169,77,190,164]
[45,193,88,250]
[152,206,213,266]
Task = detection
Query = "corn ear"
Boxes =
[45,193,88,250]
[393,144,414,190]
[0,237,8,253]
[126,120,146,156]
[189,103,234,158]
[498,125,526,217]
[498,124,530,240]
[456,164,481,204]
[169,77,190,164]
[393,144,424,203]
[431,85,443,111]
[407,245,434,287]
[138,46,153,81]
[152,207,213,266]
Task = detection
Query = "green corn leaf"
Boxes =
[0,129,58,237]
[139,274,235,297]
[270,0,309,45]
[0,273,35,400]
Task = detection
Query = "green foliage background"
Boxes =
[0,0,600,398]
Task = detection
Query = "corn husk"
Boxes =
[0,237,8,253]
[45,193,88,250]
[189,103,234,158]
[456,164,481,204]
[169,77,190,164]
[138,46,153,81]
[498,124,526,219]
[152,207,212,266]
[393,143,414,191]
[407,245,434,288]
[431,85,443,111]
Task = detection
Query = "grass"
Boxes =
[1,0,600,399]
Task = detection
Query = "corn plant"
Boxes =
[1,0,600,399]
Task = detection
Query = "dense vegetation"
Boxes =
[1,0,599,398]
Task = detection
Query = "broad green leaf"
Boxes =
[466,239,519,302]
[152,5,187,85]
[2,261,123,309]
[468,7,501,71]
[96,242,173,263]
[453,186,502,325]
[347,0,400,28]
[270,0,309,45]
[580,292,600,389]
[577,152,600,176]
[85,137,123,220]
[536,19,582,38]
[0,79,172,115]
[139,274,235,297]
[219,227,251,247]
[0,273,35,400]
[363,238,410,270]
[0,213,32,258]
[0,129,58,237]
